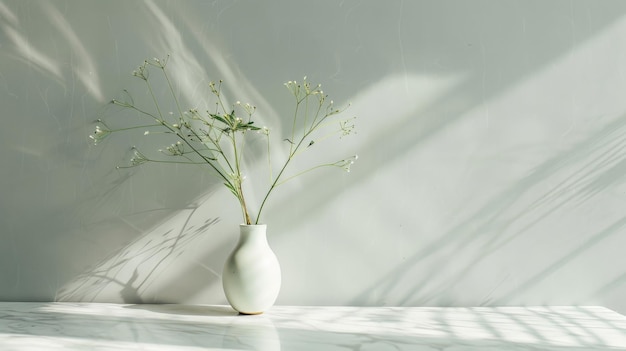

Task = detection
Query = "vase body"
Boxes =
[222,224,281,314]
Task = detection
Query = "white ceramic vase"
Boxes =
[222,224,281,314]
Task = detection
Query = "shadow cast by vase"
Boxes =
[125,304,237,317]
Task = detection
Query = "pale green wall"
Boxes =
[1,0,626,313]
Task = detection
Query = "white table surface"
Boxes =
[1,303,626,350]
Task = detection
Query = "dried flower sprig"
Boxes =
[90,56,356,224]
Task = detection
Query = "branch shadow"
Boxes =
[55,205,222,303]
[268,306,626,350]
[4,304,625,350]
[3,0,626,307]
[350,114,626,306]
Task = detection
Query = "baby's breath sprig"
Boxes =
[340,117,356,137]
[335,154,359,173]
[89,120,111,145]
[115,146,149,169]
[92,58,356,225]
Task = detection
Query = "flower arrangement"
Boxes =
[90,56,356,225]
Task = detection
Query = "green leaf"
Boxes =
[210,114,228,125]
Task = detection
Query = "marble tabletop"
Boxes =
[1,303,626,350]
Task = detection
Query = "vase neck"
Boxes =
[239,224,268,245]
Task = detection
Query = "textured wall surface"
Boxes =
[1,0,626,313]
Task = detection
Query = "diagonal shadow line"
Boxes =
[6,304,624,350]
[258,34,626,257]
[350,114,626,306]
[134,207,217,292]
[40,1,254,303]
[526,307,597,347]
[19,0,620,306]
[410,124,626,306]
[56,203,220,303]
[470,309,507,341]
[269,305,626,350]
[84,0,626,272]
[433,212,626,308]
[408,201,559,306]
[574,306,626,339]
[575,157,626,204]
[525,130,626,211]
[144,1,626,238]
[586,271,626,304]
[488,308,551,345]
[545,306,605,346]
[418,158,624,306]
[404,186,588,307]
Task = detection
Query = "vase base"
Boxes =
[238,311,263,315]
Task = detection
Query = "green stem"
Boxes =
[161,66,184,120]
[144,78,232,186]
[231,130,252,224]
[255,114,316,224]
[110,124,163,133]
[266,133,272,183]
[289,99,300,155]
[275,162,343,187]
[118,159,209,168]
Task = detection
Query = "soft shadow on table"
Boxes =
[125,304,238,317]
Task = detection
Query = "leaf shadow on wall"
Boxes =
[34,0,274,303]
[56,204,223,303]
[239,3,626,307]
[4,0,626,304]
[349,114,626,308]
